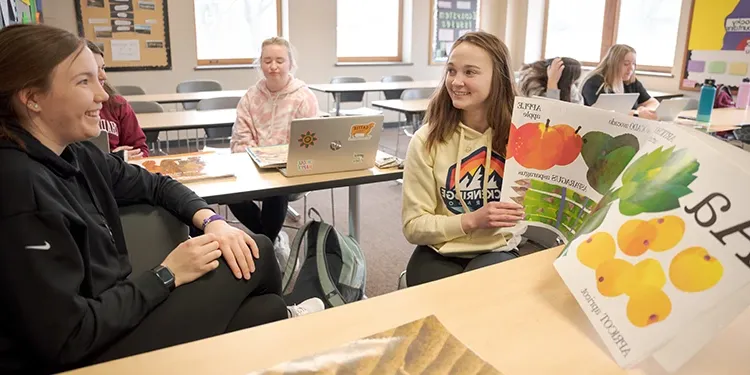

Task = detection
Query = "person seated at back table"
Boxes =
[229,36,320,252]
[518,57,583,103]
[401,31,527,287]
[581,44,659,120]
[0,24,321,374]
[86,40,149,159]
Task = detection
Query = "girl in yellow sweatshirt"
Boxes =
[401,31,526,286]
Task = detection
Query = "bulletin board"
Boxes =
[74,0,172,71]
[428,0,481,65]
[680,0,750,91]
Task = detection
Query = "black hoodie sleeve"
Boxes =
[0,210,169,367]
[102,152,212,225]
[581,74,605,106]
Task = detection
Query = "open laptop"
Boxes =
[592,93,639,114]
[247,115,384,177]
[655,97,691,121]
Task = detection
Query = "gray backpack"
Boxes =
[281,209,366,307]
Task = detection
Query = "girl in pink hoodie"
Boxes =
[229,37,319,244]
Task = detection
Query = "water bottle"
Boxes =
[697,79,716,123]
[737,78,750,110]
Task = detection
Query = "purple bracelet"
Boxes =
[201,214,226,231]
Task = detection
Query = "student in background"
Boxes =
[581,44,659,119]
[518,57,583,103]
[401,31,526,287]
[229,36,319,251]
[86,40,149,158]
[0,25,321,374]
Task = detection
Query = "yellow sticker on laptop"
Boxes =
[349,122,375,141]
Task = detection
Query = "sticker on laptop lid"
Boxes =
[298,131,317,148]
[297,159,314,171]
[349,122,375,141]
[353,152,364,163]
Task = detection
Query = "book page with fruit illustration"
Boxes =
[552,117,750,369]
[501,97,650,242]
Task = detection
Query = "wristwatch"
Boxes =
[152,265,175,292]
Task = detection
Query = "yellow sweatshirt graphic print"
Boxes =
[440,146,505,214]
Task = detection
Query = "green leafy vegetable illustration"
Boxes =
[562,146,699,255]
[581,131,640,195]
[617,146,699,215]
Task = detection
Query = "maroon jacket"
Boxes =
[98,95,149,157]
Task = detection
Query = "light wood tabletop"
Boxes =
[133,150,402,240]
[135,109,330,132]
[679,108,750,128]
[371,99,430,114]
[123,89,247,104]
[64,246,750,375]
[649,90,684,101]
[154,151,403,204]
[135,109,236,131]
[308,80,440,93]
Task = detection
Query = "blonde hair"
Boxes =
[424,31,517,156]
[584,44,636,94]
[259,36,297,73]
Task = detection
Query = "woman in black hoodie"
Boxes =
[0,24,319,374]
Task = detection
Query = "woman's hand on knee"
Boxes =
[162,233,222,287]
[203,221,259,280]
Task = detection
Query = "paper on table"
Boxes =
[247,315,503,375]
[111,40,141,61]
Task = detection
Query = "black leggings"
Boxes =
[406,245,520,287]
[228,195,289,242]
[92,233,287,364]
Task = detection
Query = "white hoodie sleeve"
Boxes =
[230,92,259,153]
[401,129,466,246]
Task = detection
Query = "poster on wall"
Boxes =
[429,0,481,64]
[681,0,750,91]
[74,0,171,71]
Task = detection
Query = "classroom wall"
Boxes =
[45,0,508,109]
[44,0,695,103]
[521,0,696,96]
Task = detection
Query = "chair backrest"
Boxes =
[89,129,110,153]
[196,97,239,139]
[115,85,146,96]
[129,101,164,114]
[401,88,434,100]
[176,80,223,110]
[330,76,366,103]
[196,96,241,111]
[381,75,413,100]
[119,204,189,276]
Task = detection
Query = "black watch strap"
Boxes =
[152,265,175,292]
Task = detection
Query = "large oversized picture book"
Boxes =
[500,97,750,371]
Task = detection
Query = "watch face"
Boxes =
[155,266,174,284]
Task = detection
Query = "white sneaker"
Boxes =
[287,297,325,318]
[273,231,291,270]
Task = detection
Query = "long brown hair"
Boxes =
[518,57,582,102]
[424,31,517,156]
[584,44,636,94]
[86,40,121,110]
[0,24,84,146]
